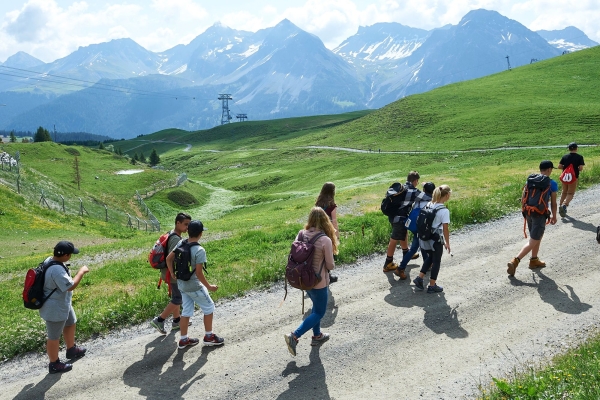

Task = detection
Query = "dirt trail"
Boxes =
[3,186,600,400]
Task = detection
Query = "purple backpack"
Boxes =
[285,231,326,291]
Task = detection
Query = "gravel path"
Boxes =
[3,185,600,400]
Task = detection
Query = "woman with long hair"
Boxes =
[284,207,337,356]
[315,182,340,282]
[413,185,452,294]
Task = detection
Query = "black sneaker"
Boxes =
[66,345,86,359]
[413,276,424,290]
[427,284,444,294]
[203,333,225,346]
[49,358,72,374]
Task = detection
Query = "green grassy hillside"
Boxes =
[1,46,600,361]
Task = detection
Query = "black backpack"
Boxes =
[522,174,551,217]
[173,239,201,281]
[23,260,68,310]
[380,183,407,217]
[416,205,445,241]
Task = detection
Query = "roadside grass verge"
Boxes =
[480,331,600,399]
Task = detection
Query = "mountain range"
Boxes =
[0,9,597,139]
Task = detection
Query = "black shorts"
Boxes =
[390,218,408,241]
[527,214,547,240]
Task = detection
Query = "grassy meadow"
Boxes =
[1,44,600,383]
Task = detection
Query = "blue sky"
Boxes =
[1,0,599,63]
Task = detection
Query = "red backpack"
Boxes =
[148,231,178,269]
[23,260,67,310]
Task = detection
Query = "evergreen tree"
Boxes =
[139,152,146,163]
[98,142,105,150]
[9,131,16,143]
[133,152,139,162]
[34,126,52,142]
[149,148,160,166]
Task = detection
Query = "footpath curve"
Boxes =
[3,186,600,399]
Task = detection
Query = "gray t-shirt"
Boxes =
[176,241,207,293]
[161,231,183,280]
[39,257,74,322]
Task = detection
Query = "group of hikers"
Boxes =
[34,142,587,371]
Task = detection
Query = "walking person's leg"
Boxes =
[427,242,444,292]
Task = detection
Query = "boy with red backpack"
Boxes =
[507,160,558,276]
[39,241,89,373]
[150,212,191,334]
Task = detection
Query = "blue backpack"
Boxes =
[405,203,421,233]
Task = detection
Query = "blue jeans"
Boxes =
[293,287,328,339]
[399,233,420,269]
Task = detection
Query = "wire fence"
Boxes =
[0,150,187,232]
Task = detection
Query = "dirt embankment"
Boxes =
[2,186,600,399]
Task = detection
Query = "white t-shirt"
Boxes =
[419,202,450,250]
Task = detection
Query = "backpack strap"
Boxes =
[41,260,69,300]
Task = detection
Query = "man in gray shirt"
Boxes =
[40,241,89,373]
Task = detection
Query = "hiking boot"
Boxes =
[284,333,298,356]
[151,317,166,335]
[411,253,420,260]
[413,276,424,290]
[171,320,192,331]
[203,333,225,346]
[559,204,567,217]
[49,358,72,374]
[529,257,546,269]
[507,257,520,276]
[178,337,200,349]
[65,345,86,359]
[329,275,338,284]
[311,332,330,346]
[393,268,407,280]
[383,261,398,273]
[427,284,444,294]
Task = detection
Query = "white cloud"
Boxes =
[0,0,598,63]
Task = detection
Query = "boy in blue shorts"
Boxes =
[166,220,224,348]
[507,160,558,276]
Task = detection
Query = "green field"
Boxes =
[1,44,600,383]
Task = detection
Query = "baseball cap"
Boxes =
[422,182,436,195]
[54,241,79,256]
[187,220,206,236]
[568,142,578,150]
[539,160,555,170]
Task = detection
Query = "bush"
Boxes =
[167,190,198,207]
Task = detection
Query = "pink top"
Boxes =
[295,228,335,289]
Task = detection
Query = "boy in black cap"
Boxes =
[40,241,90,373]
[507,161,558,276]
[558,142,585,217]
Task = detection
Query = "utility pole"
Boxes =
[236,113,248,122]
[54,124,57,142]
[506,55,511,71]
[218,94,233,125]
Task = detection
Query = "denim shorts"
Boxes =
[180,285,215,317]
[169,281,183,305]
[45,307,76,340]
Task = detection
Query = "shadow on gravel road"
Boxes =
[561,216,598,234]
[122,335,219,398]
[510,272,592,314]
[278,345,330,399]
[384,271,469,339]
[12,370,63,399]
